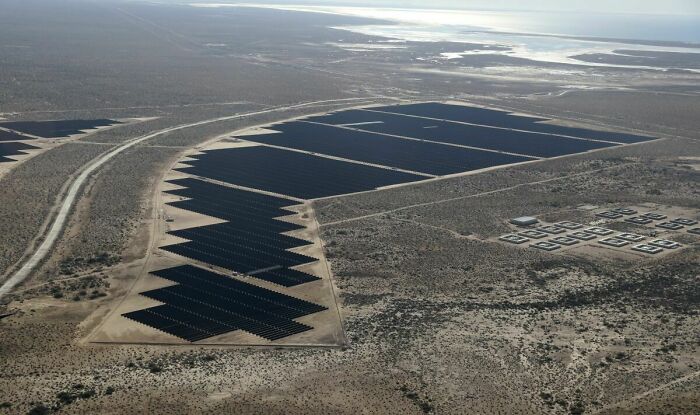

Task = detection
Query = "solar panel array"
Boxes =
[0,119,119,138]
[0,142,40,163]
[176,146,425,199]
[123,265,327,342]
[0,129,33,142]
[302,110,620,158]
[369,103,655,144]
[244,121,534,175]
[123,102,659,343]
[162,178,320,287]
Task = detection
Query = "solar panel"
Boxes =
[166,200,303,232]
[243,121,535,175]
[250,267,321,287]
[152,266,325,314]
[302,110,617,158]
[176,146,425,199]
[166,177,296,216]
[371,103,655,144]
[123,307,214,342]
[0,142,40,161]
[162,240,316,274]
[124,265,326,342]
[170,226,311,251]
[161,178,320,286]
[133,179,327,341]
[0,119,119,138]
[0,129,34,142]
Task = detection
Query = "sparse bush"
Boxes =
[148,362,163,374]
[27,404,50,415]
[569,400,585,414]
[56,391,77,405]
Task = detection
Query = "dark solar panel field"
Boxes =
[172,102,657,210]
[245,121,534,175]
[302,110,618,158]
[371,102,655,144]
[307,105,537,126]
[125,179,328,342]
[176,146,426,199]
[0,119,119,138]
[163,178,320,287]
[0,142,39,163]
[166,177,297,221]
[0,129,33,142]
[123,101,660,344]
[123,265,327,342]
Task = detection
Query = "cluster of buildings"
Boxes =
[499,208,698,255]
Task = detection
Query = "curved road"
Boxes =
[0,97,373,299]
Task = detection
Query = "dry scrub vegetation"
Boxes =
[0,221,697,414]
[0,143,109,281]
[46,145,181,277]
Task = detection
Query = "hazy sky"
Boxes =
[220,0,700,15]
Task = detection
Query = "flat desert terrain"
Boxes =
[0,2,698,414]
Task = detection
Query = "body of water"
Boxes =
[193,4,700,71]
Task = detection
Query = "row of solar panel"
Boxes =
[195,103,657,198]
[166,177,295,218]
[0,119,118,139]
[123,265,326,342]
[300,111,622,156]
[0,129,33,142]
[240,104,655,176]
[162,232,316,273]
[162,178,320,287]
[245,121,536,176]
[170,225,309,252]
[0,141,40,163]
[167,199,301,233]
[367,103,654,144]
[177,146,425,199]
